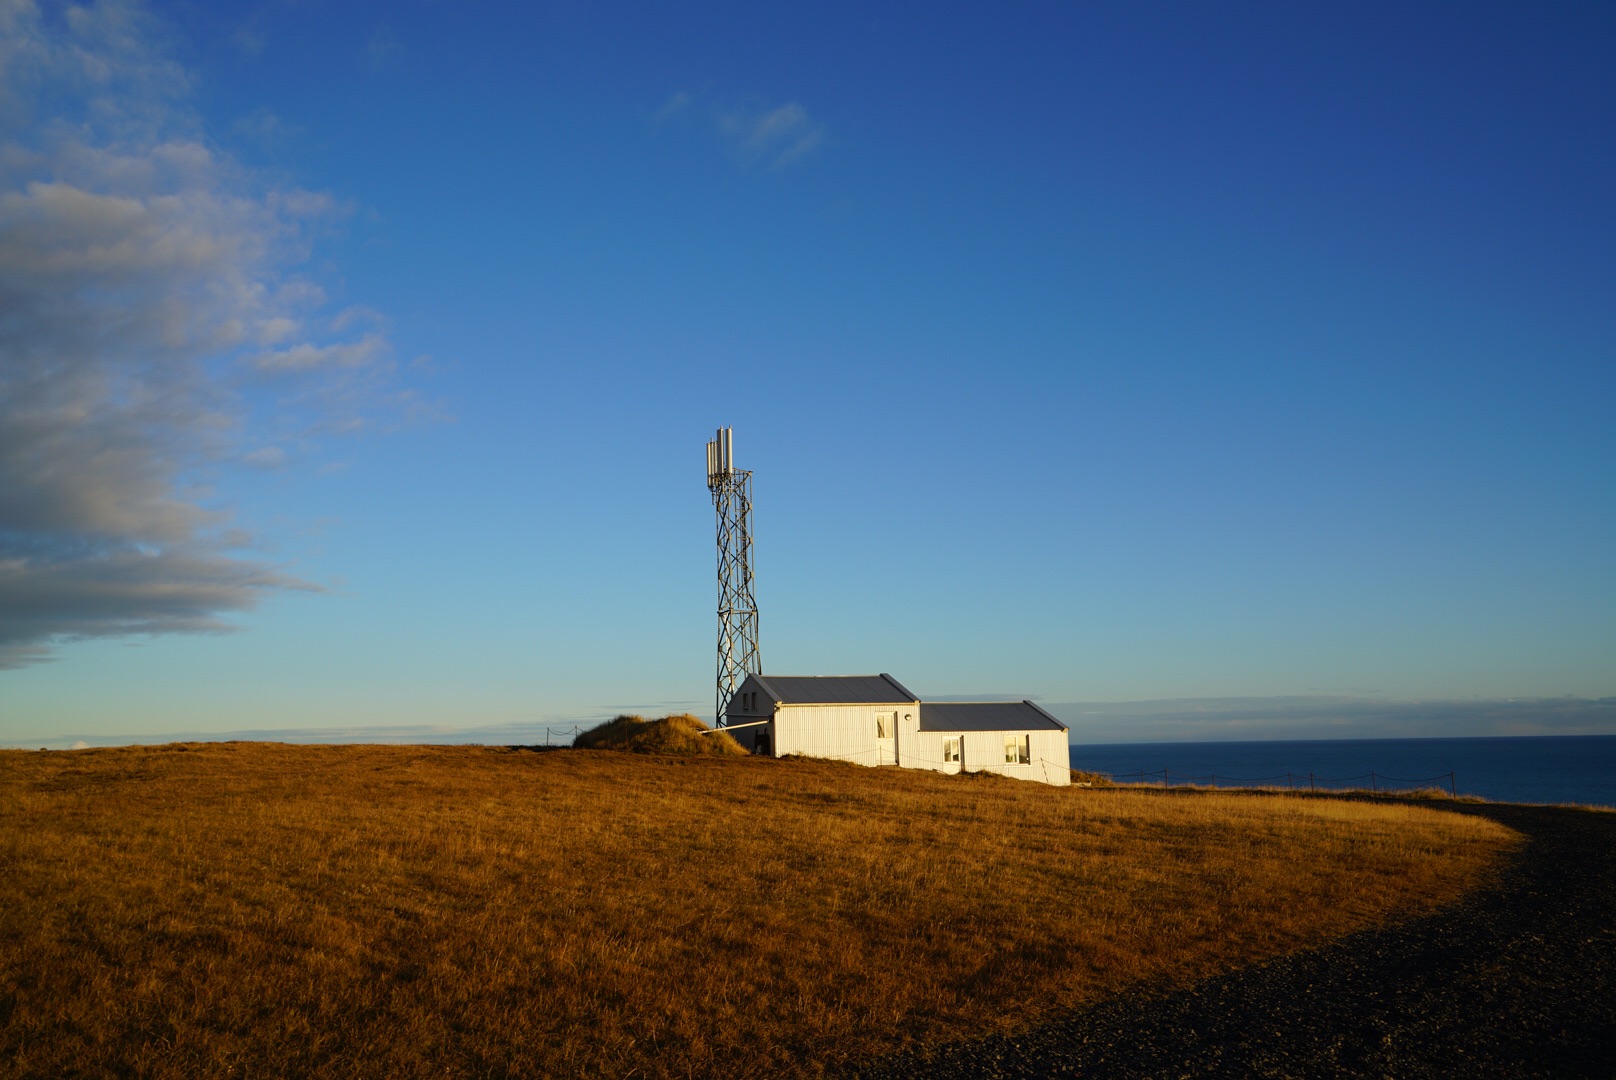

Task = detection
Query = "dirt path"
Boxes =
[852,802,1616,1079]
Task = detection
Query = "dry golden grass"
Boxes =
[0,743,1516,1078]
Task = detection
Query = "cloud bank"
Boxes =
[1051,696,1616,743]
[0,0,401,668]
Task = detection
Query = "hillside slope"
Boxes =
[0,743,1514,1078]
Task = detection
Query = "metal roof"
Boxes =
[919,700,1068,733]
[752,673,919,705]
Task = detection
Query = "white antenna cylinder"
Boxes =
[725,427,734,473]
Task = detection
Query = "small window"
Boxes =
[1004,734,1030,765]
[942,737,961,763]
[876,712,893,739]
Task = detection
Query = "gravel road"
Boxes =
[850,802,1615,1079]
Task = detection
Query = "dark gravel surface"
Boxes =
[849,802,1616,1079]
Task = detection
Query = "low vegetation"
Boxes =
[0,743,1516,1078]
[572,712,746,755]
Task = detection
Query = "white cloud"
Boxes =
[268,187,341,219]
[232,25,264,58]
[733,101,833,165]
[231,107,297,148]
[653,91,692,121]
[364,27,402,73]
[255,315,298,344]
[660,91,827,169]
[329,304,384,332]
[252,332,387,374]
[716,100,826,168]
[0,0,412,668]
[241,446,286,469]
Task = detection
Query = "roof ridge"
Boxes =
[880,672,921,701]
[758,673,886,679]
[1022,699,1069,730]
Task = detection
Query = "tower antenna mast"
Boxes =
[705,427,760,725]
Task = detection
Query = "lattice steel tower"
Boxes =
[705,427,760,725]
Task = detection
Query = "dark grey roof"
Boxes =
[752,673,919,705]
[919,700,1068,733]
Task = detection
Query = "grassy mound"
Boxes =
[574,712,747,756]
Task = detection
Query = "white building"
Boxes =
[724,673,1071,786]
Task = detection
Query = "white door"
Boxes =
[942,736,962,774]
[875,711,896,766]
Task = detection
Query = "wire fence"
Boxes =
[539,716,1056,776]
[752,743,1070,785]
[1107,768,1458,796]
[530,725,583,747]
[525,727,1456,797]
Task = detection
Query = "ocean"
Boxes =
[1068,734,1616,809]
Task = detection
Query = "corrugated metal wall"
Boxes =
[775,704,893,765]
[948,728,1071,786]
[773,711,1070,786]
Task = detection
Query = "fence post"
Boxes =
[1309,771,1315,792]
[1371,771,1377,792]
[1287,772,1293,790]
[1450,771,1457,797]
[1163,768,1170,788]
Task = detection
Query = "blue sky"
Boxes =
[2,1,1613,745]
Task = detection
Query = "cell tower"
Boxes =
[705,427,760,725]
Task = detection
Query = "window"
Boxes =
[876,712,893,739]
[1004,734,1030,765]
[942,737,961,763]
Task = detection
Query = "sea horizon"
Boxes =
[1070,733,1616,809]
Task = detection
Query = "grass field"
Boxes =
[0,743,1516,1078]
